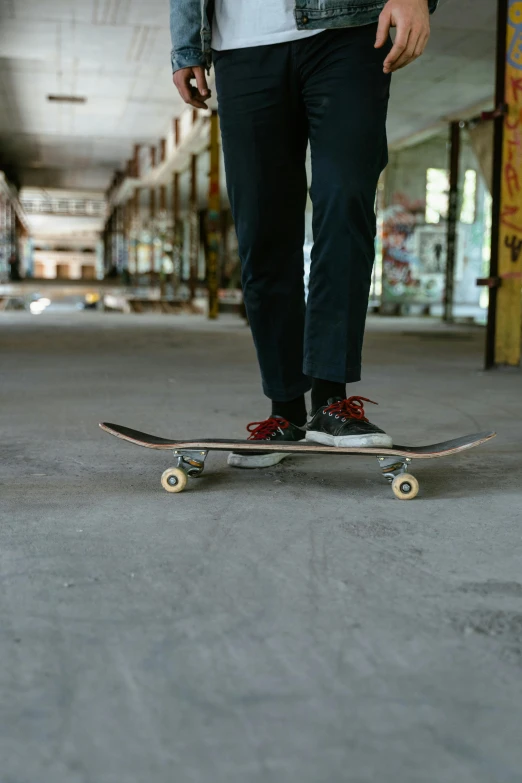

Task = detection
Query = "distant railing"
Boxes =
[20,198,107,218]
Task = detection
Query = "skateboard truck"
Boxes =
[377,456,419,500]
[161,450,208,492]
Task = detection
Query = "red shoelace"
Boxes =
[247,417,289,440]
[323,396,378,422]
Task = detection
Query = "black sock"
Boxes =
[271,395,307,427]
[311,379,346,413]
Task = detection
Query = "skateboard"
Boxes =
[99,423,495,501]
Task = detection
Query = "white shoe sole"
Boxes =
[305,430,393,448]
[227,451,289,469]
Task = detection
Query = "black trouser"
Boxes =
[213,25,391,401]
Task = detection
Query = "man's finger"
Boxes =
[189,85,209,109]
[413,31,430,59]
[194,67,210,98]
[190,97,209,109]
[173,69,208,109]
[384,28,411,72]
[392,29,422,71]
[375,8,391,48]
[394,26,429,70]
[392,45,418,71]
[173,70,193,102]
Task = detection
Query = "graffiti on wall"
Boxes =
[495,0,522,362]
[381,194,445,303]
[501,2,522,238]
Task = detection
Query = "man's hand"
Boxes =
[375,0,430,73]
[173,66,211,109]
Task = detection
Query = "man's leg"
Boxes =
[299,25,391,392]
[298,25,393,447]
[213,44,310,407]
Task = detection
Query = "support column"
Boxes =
[206,111,221,319]
[130,144,141,279]
[150,146,157,223]
[149,147,157,282]
[159,184,167,213]
[103,215,111,275]
[486,0,522,367]
[131,188,140,277]
[172,172,180,227]
[111,209,117,272]
[189,154,198,303]
[159,138,167,217]
[132,144,140,179]
[122,200,131,279]
[116,206,122,271]
[172,171,180,296]
[444,121,461,323]
[0,195,5,278]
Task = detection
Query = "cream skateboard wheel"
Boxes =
[391,473,419,500]
[161,467,188,493]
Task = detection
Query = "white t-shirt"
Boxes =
[212,0,324,51]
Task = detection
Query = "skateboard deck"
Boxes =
[99,422,495,500]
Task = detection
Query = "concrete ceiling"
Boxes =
[0,0,497,191]
[0,0,185,189]
[388,0,497,147]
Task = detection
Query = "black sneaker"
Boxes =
[306,396,393,448]
[228,416,306,469]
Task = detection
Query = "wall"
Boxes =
[382,130,491,313]
[33,249,97,280]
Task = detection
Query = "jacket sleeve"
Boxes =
[428,0,438,12]
[170,0,206,73]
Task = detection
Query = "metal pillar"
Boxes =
[171,171,180,296]
[485,0,508,367]
[206,111,221,319]
[486,0,522,367]
[189,154,198,302]
[132,144,140,179]
[172,171,180,226]
[130,188,140,278]
[123,201,131,275]
[443,121,461,323]
[150,146,156,223]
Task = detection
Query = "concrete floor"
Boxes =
[1,311,522,783]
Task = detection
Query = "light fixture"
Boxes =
[47,95,87,104]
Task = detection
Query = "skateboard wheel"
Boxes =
[391,473,419,500]
[161,467,188,494]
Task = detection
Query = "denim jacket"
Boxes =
[170,0,438,73]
